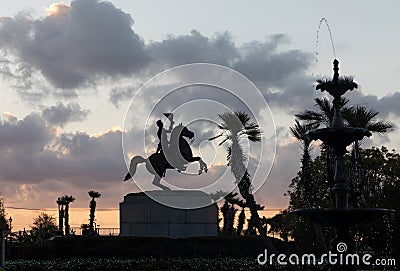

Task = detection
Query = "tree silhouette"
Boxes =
[0,197,8,266]
[61,195,75,236]
[290,120,319,207]
[212,111,276,252]
[290,120,328,251]
[342,106,393,207]
[88,191,101,234]
[288,146,400,255]
[31,212,58,239]
[236,208,246,236]
[220,201,236,235]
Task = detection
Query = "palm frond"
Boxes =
[61,195,75,203]
[226,145,232,164]
[295,110,324,124]
[343,105,394,134]
[88,191,101,199]
[217,112,243,133]
[290,120,319,141]
[224,192,246,208]
[367,121,394,134]
[217,111,262,143]
[208,133,223,141]
[218,136,230,146]
[245,129,262,142]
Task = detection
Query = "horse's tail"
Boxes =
[123,156,146,181]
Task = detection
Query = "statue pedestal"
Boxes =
[120,191,218,238]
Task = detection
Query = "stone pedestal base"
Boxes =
[120,191,218,238]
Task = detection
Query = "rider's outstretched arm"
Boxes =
[165,120,174,133]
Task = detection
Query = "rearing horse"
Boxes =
[123,124,208,190]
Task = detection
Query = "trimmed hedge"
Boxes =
[9,236,287,260]
[3,258,291,271]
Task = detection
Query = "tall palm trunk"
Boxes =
[221,201,236,235]
[59,205,64,235]
[231,138,277,252]
[89,198,96,231]
[302,139,313,207]
[65,203,70,236]
[56,198,65,235]
[237,208,245,235]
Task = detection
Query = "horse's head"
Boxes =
[172,123,194,141]
[181,125,194,139]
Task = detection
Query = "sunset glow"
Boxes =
[45,2,69,17]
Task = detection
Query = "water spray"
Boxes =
[316,17,337,63]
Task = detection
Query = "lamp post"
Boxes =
[8,217,12,259]
[1,220,4,267]
[8,217,11,232]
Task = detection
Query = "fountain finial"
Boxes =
[316,59,358,102]
[333,59,339,82]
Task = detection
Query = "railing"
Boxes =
[71,227,120,236]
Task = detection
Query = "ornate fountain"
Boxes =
[293,59,395,270]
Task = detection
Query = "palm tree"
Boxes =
[88,191,101,233]
[342,106,393,207]
[290,119,328,251]
[56,197,66,235]
[61,195,75,236]
[220,201,236,235]
[212,111,276,252]
[290,120,319,207]
[220,192,247,235]
[236,208,245,235]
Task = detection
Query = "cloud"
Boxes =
[109,85,136,108]
[0,112,126,206]
[0,1,313,109]
[147,30,238,67]
[42,102,89,127]
[0,0,149,90]
[2,0,400,124]
[347,90,400,118]
[267,73,316,113]
[0,113,55,152]
[233,34,311,87]
[110,35,313,108]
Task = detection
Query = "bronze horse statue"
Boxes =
[123,124,208,190]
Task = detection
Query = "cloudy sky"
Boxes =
[1,0,400,230]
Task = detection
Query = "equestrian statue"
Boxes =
[123,113,208,190]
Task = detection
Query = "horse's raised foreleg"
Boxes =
[199,158,208,174]
[190,156,208,175]
[152,175,171,191]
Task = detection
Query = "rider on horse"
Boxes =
[124,114,207,190]
[156,114,174,154]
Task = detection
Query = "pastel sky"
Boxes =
[1,0,400,230]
